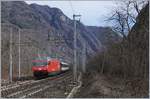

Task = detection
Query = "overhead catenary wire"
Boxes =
[69,0,82,22]
[69,0,75,15]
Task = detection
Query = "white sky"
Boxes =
[25,1,117,26]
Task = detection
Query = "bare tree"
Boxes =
[107,0,148,37]
[108,10,127,39]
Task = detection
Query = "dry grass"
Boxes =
[75,73,149,98]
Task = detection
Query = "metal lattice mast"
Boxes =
[9,27,13,82]
[82,41,86,73]
[18,29,21,79]
[73,14,81,82]
[73,14,77,82]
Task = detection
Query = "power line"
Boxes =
[69,0,75,14]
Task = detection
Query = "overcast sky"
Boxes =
[25,1,117,26]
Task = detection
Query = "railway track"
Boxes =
[1,71,73,98]
[1,80,10,86]
[1,80,34,91]
[1,76,34,89]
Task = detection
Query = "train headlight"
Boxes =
[52,68,55,71]
[38,68,42,70]
[43,67,47,70]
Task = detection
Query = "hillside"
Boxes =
[2,1,121,52]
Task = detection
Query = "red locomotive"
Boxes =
[32,56,69,78]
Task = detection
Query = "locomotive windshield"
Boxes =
[33,61,48,66]
[32,57,48,66]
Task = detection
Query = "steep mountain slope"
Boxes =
[86,26,121,47]
[2,1,121,53]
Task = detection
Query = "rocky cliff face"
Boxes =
[2,1,121,53]
[86,26,121,47]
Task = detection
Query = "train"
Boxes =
[32,56,70,78]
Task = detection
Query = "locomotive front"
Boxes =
[32,57,49,77]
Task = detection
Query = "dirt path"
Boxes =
[74,73,148,98]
